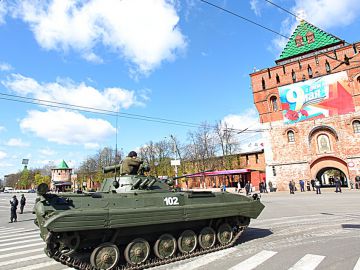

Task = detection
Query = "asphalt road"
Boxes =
[0,189,359,270]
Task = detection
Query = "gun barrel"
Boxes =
[103,164,121,174]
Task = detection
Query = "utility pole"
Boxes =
[170,135,180,184]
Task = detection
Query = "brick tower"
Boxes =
[250,20,360,191]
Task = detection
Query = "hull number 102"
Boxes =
[164,197,179,206]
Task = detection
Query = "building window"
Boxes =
[298,60,302,70]
[262,77,266,90]
[287,130,295,142]
[255,154,259,164]
[282,65,286,74]
[353,120,360,133]
[357,76,360,84]
[325,61,331,73]
[267,68,271,78]
[246,155,249,165]
[317,134,331,153]
[295,35,303,47]
[306,32,315,43]
[308,65,313,78]
[276,73,280,84]
[270,96,278,112]
[292,69,296,82]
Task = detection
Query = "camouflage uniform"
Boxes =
[121,157,143,175]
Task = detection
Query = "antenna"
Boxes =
[114,110,119,181]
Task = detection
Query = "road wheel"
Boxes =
[217,223,233,245]
[90,242,120,270]
[154,233,177,259]
[178,230,197,254]
[198,227,216,249]
[124,238,150,265]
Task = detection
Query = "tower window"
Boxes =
[262,77,266,90]
[308,65,313,78]
[325,61,331,73]
[353,120,360,133]
[295,35,303,47]
[287,130,295,142]
[292,70,296,82]
[276,73,280,84]
[282,65,286,74]
[306,32,315,43]
[270,96,278,112]
[267,68,271,78]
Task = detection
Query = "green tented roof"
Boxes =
[278,20,343,61]
[58,160,69,169]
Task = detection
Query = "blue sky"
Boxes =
[1,0,360,178]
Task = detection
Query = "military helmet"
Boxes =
[128,151,137,157]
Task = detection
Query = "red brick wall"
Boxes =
[250,42,360,191]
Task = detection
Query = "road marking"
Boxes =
[0,242,44,252]
[288,254,325,270]
[11,261,59,270]
[0,229,37,236]
[354,256,360,270]
[0,234,40,243]
[0,238,42,247]
[0,231,39,240]
[228,250,278,270]
[165,247,237,270]
[0,247,44,259]
[0,253,47,266]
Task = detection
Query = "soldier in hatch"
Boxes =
[121,151,143,175]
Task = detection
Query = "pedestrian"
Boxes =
[20,194,26,214]
[299,179,305,192]
[10,195,18,223]
[268,181,273,192]
[263,181,268,193]
[291,180,296,192]
[237,181,242,193]
[289,181,294,194]
[306,180,311,191]
[311,179,315,191]
[245,181,250,196]
[334,177,342,193]
[315,179,321,194]
[259,182,263,193]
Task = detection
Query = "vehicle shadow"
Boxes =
[235,227,273,244]
[342,224,360,229]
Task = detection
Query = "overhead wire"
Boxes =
[198,0,290,39]
[0,92,267,133]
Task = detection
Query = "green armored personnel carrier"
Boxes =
[34,166,264,270]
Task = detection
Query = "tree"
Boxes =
[19,169,30,189]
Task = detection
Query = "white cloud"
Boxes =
[0,62,13,71]
[3,73,145,110]
[5,138,30,147]
[292,0,360,29]
[20,109,116,145]
[0,1,7,25]
[222,108,261,131]
[0,150,7,159]
[38,147,56,156]
[0,126,5,132]
[250,0,261,16]
[10,0,187,74]
[270,0,360,56]
[84,142,100,150]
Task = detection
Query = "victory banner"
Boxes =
[279,71,355,124]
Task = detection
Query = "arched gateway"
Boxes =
[310,156,349,187]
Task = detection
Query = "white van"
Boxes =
[4,187,14,193]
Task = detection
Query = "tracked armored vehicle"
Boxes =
[34,166,265,270]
